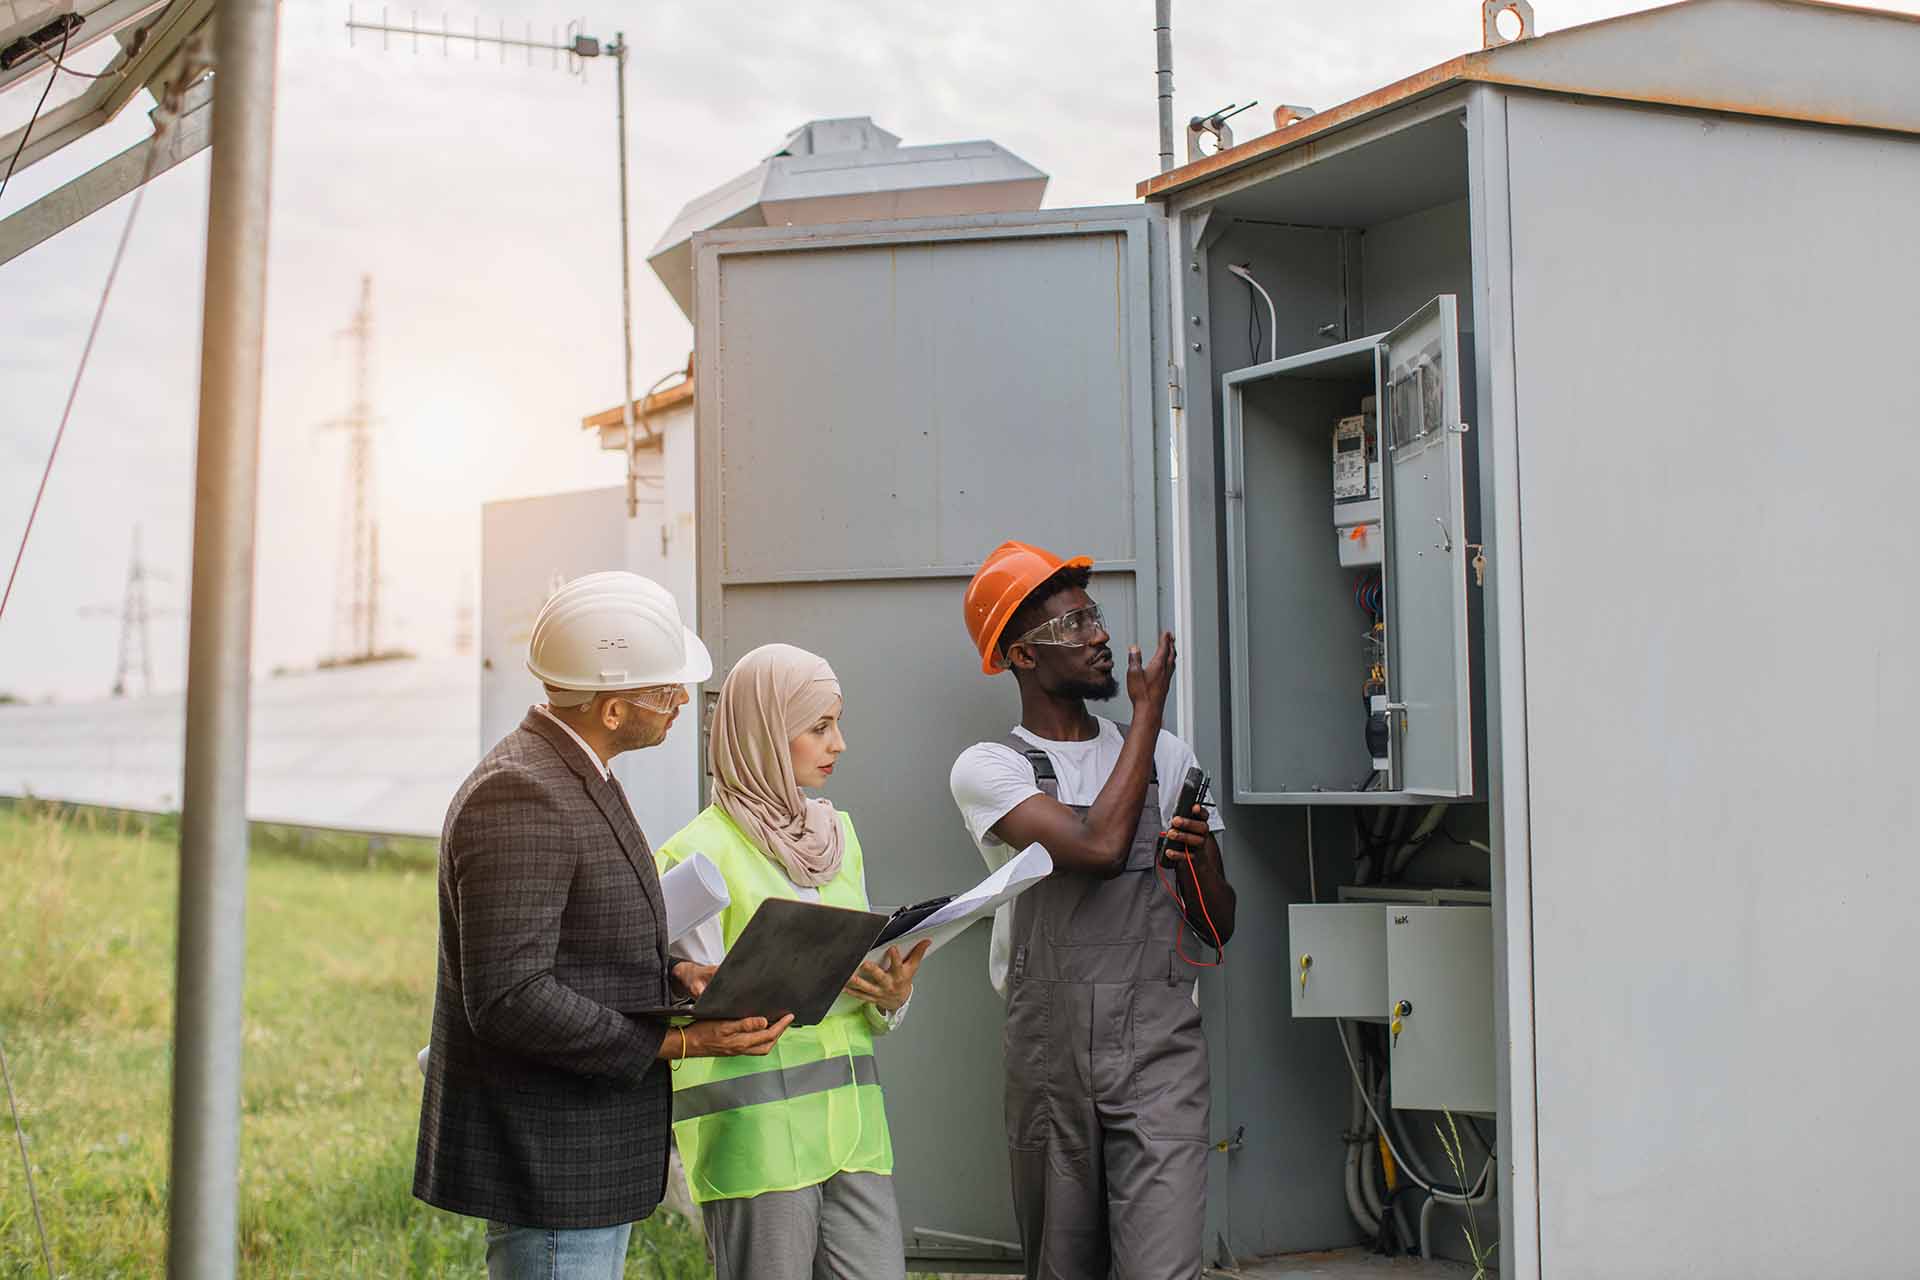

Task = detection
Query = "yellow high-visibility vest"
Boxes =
[656,805,893,1203]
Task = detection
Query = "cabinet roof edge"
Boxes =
[1137,0,1920,201]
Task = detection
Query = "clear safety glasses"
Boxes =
[1011,603,1106,650]
[613,684,686,715]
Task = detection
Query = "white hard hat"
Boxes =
[526,571,713,701]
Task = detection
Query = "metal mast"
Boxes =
[342,15,653,516]
[168,0,281,1269]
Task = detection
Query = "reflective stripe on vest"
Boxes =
[654,805,894,1202]
[674,1052,881,1122]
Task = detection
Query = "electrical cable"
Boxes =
[1244,276,1261,366]
[0,23,69,207]
[1304,807,1317,903]
[1438,816,1494,856]
[25,30,120,79]
[1,1032,55,1278]
[1226,263,1278,362]
[1158,845,1224,967]
[0,107,166,625]
[1334,1018,1493,1202]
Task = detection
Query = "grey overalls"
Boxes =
[1002,735,1212,1280]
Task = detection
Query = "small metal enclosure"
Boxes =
[1291,894,1495,1114]
[686,2,1920,1274]
[1221,296,1472,802]
[1385,905,1494,1115]
[1288,903,1387,1019]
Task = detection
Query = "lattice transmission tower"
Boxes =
[78,524,172,697]
[320,275,382,664]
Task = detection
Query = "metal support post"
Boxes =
[612,32,644,518]
[1155,0,1175,173]
[167,0,279,1272]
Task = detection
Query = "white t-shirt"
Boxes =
[949,716,1226,996]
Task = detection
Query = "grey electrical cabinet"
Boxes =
[1139,2,1920,1275]
[693,205,1168,1270]
[687,4,1920,1275]
[1223,297,1473,802]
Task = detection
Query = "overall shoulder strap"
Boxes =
[1003,734,1059,796]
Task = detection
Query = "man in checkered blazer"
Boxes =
[415,572,790,1278]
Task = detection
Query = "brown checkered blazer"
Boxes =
[413,709,673,1228]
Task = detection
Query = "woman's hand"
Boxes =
[670,960,717,998]
[842,939,932,1014]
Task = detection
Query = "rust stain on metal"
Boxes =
[1139,38,1915,202]
[1136,55,1481,199]
[581,357,694,430]
[1467,70,1893,134]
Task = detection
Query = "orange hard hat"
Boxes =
[963,540,1095,675]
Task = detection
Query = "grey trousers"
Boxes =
[701,1171,907,1280]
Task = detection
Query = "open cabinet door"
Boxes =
[693,206,1165,1268]
[1382,295,1474,798]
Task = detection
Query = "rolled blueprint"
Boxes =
[661,851,731,946]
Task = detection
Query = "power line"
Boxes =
[0,122,166,625]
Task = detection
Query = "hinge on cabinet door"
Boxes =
[1168,361,1184,410]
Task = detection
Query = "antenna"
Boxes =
[78,524,175,697]
[343,12,654,519]
[318,275,382,664]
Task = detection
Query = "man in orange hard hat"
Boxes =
[949,540,1237,1280]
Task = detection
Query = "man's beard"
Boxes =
[612,715,668,752]
[1055,672,1119,702]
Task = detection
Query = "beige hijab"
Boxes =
[709,643,847,888]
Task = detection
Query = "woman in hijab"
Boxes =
[655,642,928,1280]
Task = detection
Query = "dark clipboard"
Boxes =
[627,897,889,1026]
[873,895,953,947]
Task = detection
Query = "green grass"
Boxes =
[0,801,708,1277]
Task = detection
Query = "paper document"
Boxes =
[828,843,1053,1018]
[661,852,731,945]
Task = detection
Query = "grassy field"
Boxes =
[0,801,709,1277]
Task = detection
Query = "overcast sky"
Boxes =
[5,0,1912,700]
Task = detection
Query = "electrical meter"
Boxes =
[1333,398,1382,567]
[1333,414,1370,501]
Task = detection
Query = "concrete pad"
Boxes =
[1216,1247,1481,1278]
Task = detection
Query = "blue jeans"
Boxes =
[485,1220,633,1280]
